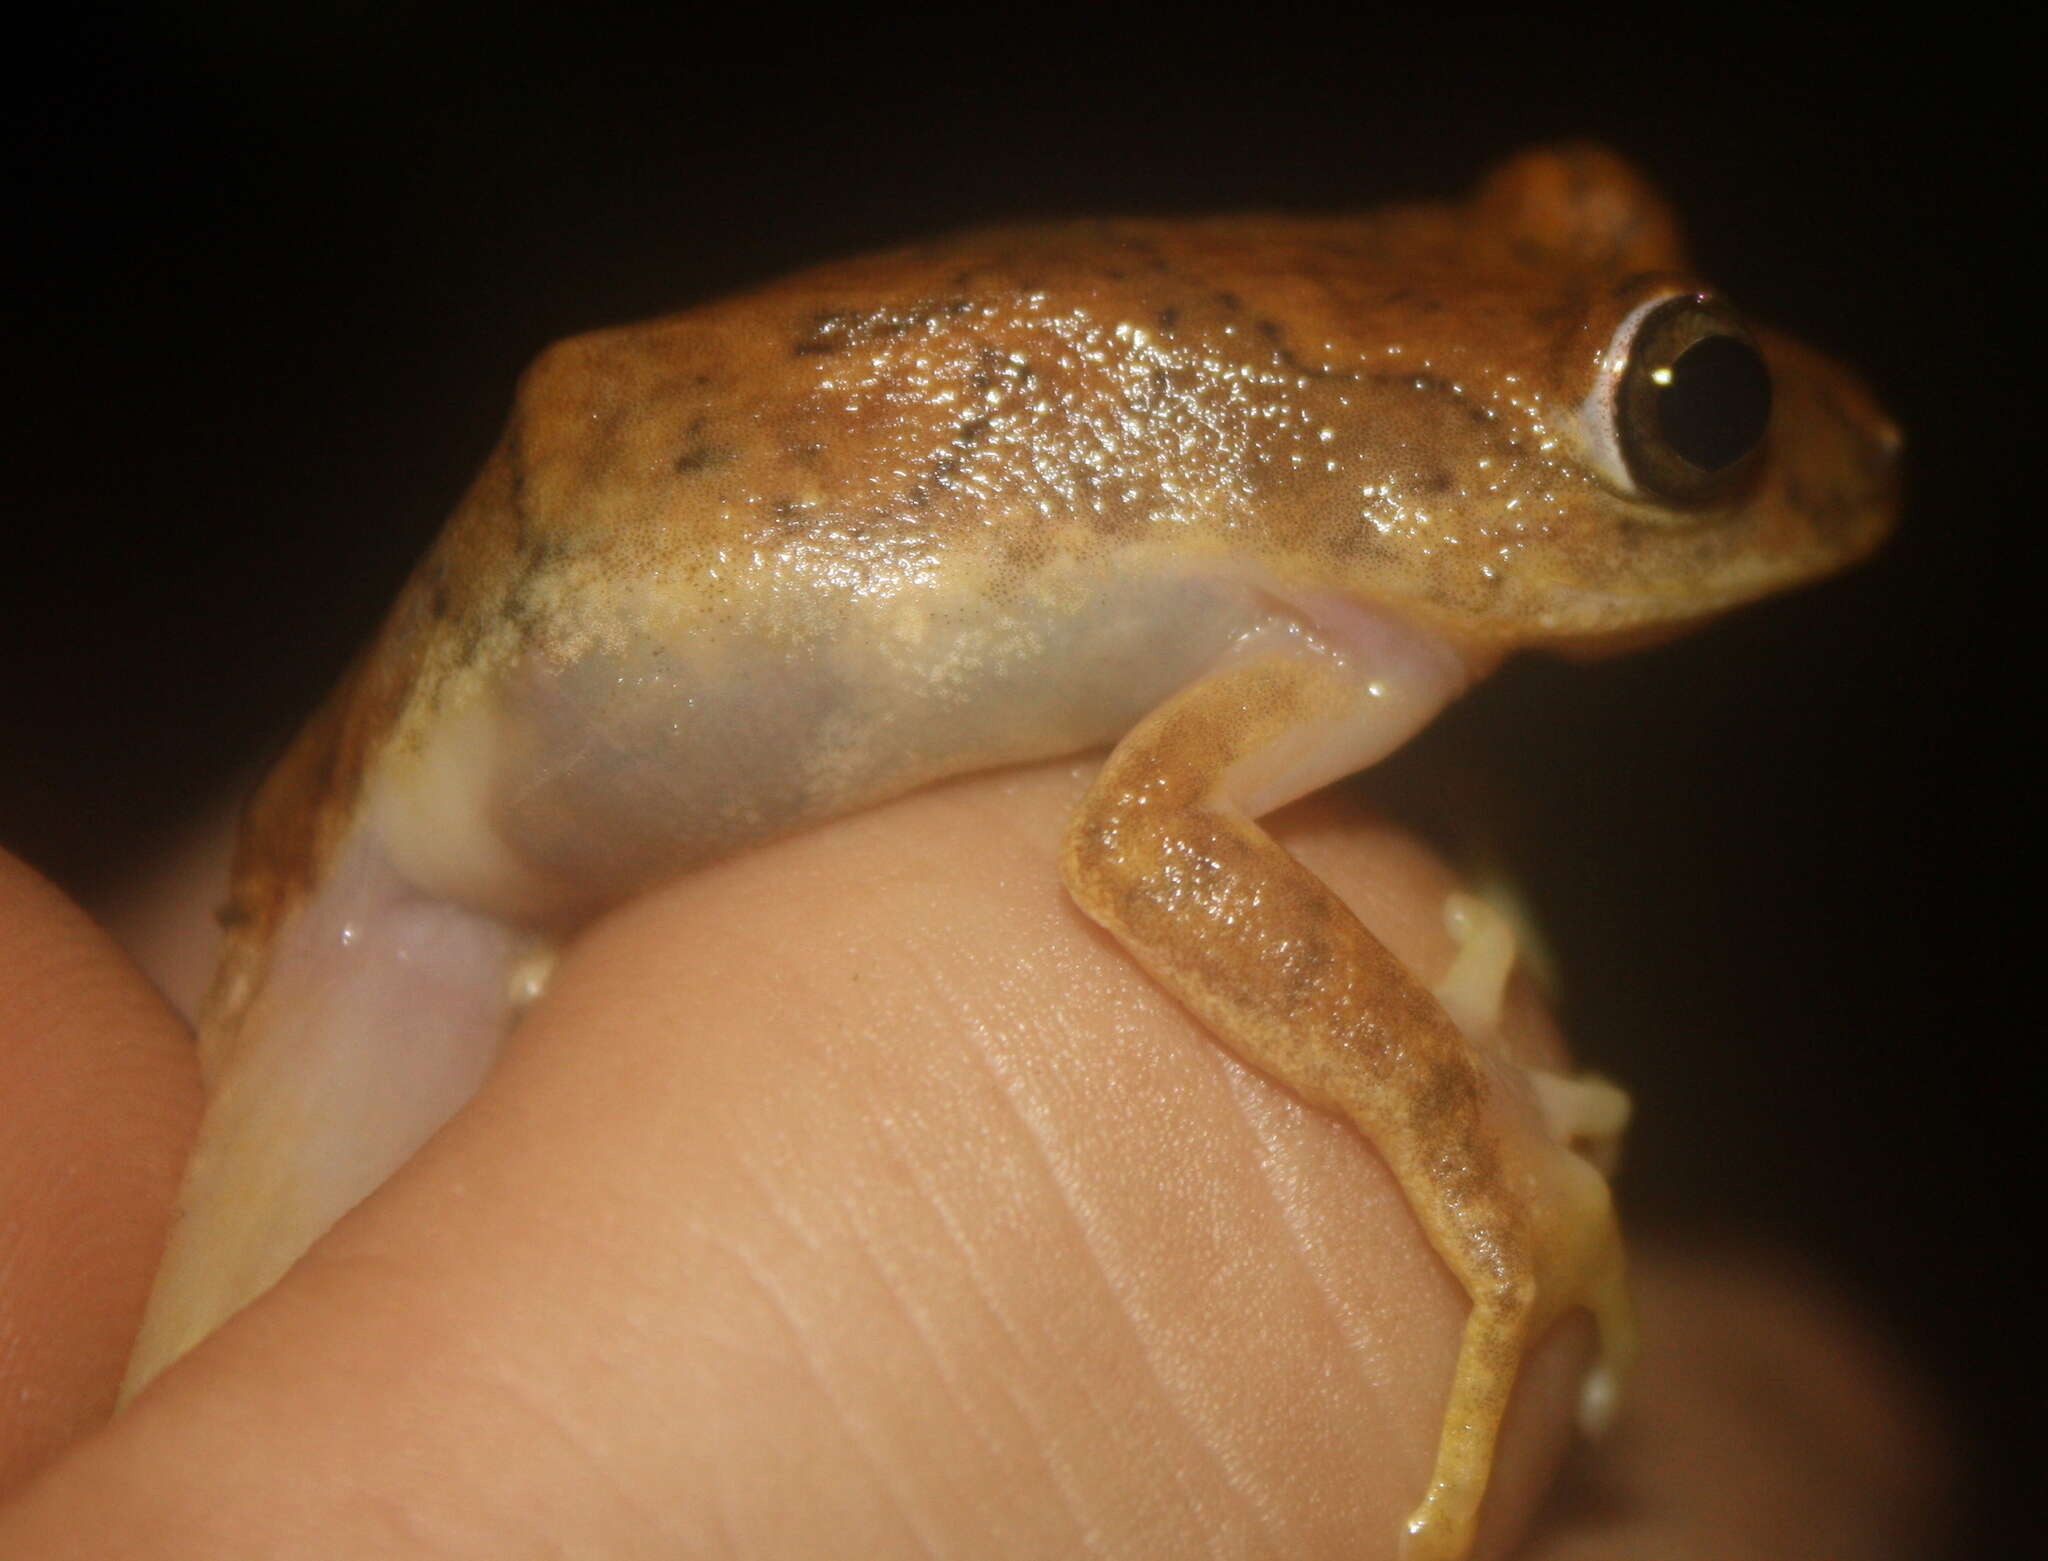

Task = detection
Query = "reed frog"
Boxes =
[121,145,1897,1558]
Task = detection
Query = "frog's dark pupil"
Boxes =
[1654,333,1771,472]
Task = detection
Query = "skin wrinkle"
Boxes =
[879,832,1214,1553]
[968,996,1280,1560]
[829,1158,1006,1532]
[454,1360,656,1561]
[705,1202,942,1561]
[416,1235,691,1559]
[247,1249,588,1557]
[1213,1062,1381,1406]
[958,1028,1218,1556]
[695,1448,743,1561]
[856,1103,1096,1556]
[753,1057,1015,1561]
[589,1197,957,1556]
[1123,1024,1389,1512]
[920,1043,1156,1558]
[432,1259,667,1557]
[1158,1149,1360,1556]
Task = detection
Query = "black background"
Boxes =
[8,12,2018,1551]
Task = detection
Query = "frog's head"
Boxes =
[1288,144,1900,656]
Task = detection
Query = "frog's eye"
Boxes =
[1586,292,1773,505]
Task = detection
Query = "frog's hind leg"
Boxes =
[1061,644,1632,1561]
[120,825,536,1403]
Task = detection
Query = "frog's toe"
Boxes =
[1433,889,1518,1041]
[1530,1068,1632,1172]
[1575,1239,1638,1440]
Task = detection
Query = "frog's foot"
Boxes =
[1398,1142,1634,1557]
[1431,890,1635,1436]
[1437,888,1631,1216]
[1392,1122,1630,1548]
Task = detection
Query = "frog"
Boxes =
[117,143,1897,1559]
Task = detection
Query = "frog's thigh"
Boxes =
[1060,656,1631,1561]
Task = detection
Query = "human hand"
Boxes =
[0,763,1946,1556]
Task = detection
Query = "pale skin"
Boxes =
[91,146,1899,1556]
[0,776,1950,1556]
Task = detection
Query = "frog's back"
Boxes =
[429,146,1886,682]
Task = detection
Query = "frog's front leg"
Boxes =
[1061,647,1634,1561]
